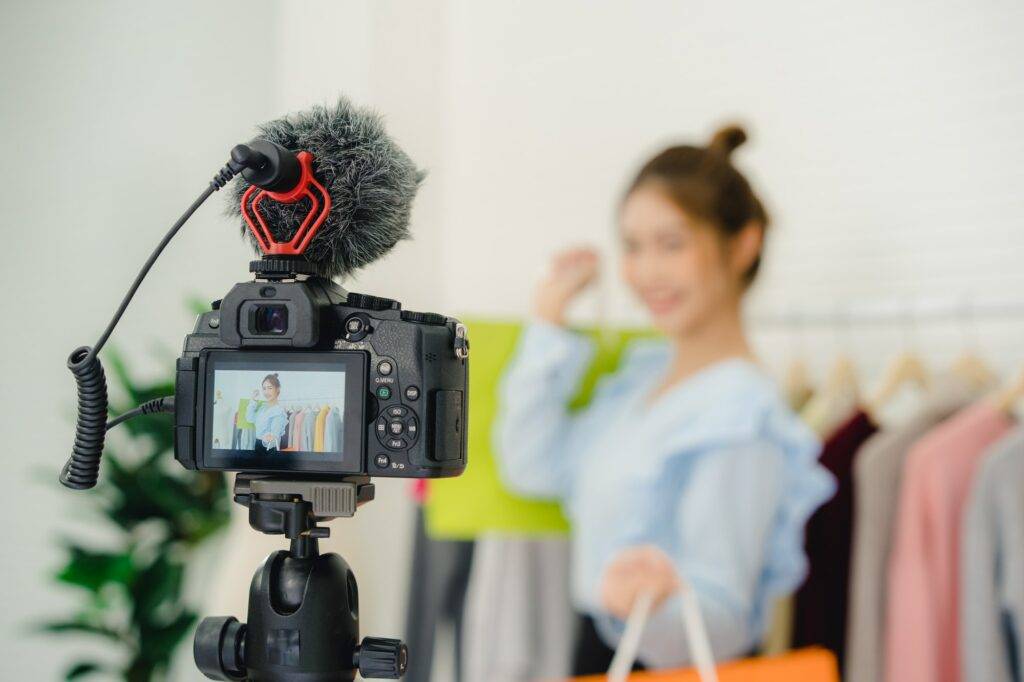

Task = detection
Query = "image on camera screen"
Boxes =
[210,368,347,457]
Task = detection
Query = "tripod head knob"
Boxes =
[194,616,246,681]
[355,637,408,679]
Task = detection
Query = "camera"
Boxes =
[173,260,469,480]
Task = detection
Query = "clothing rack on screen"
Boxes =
[279,401,343,453]
[222,399,344,453]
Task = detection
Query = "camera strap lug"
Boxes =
[454,323,470,359]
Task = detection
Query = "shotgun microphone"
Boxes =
[226,96,425,279]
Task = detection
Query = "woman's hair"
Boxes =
[262,373,281,390]
[626,124,769,286]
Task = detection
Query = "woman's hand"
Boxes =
[600,545,681,620]
[251,389,260,400]
[533,247,600,326]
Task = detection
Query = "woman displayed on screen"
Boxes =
[247,373,288,455]
[495,126,836,673]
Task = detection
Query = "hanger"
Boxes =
[950,298,997,392]
[783,311,814,411]
[991,366,1024,415]
[867,303,929,416]
[800,307,863,436]
[824,353,861,402]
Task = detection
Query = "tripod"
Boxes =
[194,474,408,681]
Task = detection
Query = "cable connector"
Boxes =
[105,396,175,431]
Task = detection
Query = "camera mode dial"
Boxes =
[347,292,400,311]
[400,310,447,326]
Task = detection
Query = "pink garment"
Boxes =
[292,410,306,450]
[884,401,1013,682]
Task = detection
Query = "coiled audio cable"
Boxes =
[59,155,255,490]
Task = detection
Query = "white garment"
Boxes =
[461,535,573,682]
[212,398,235,449]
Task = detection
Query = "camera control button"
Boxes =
[385,437,407,450]
[405,385,420,401]
[345,317,364,334]
[376,386,392,400]
[386,405,408,418]
[375,418,388,435]
[405,418,418,438]
[388,421,404,436]
[375,454,391,468]
[377,361,393,376]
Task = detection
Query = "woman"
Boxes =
[495,126,835,673]
[247,373,288,455]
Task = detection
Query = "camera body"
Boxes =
[174,270,468,479]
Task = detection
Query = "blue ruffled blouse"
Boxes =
[495,322,835,668]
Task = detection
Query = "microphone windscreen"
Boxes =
[227,96,425,279]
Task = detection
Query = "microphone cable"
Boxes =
[60,161,245,490]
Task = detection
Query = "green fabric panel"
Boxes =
[423,318,656,540]
[236,398,256,429]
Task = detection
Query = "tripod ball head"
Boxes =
[194,546,407,681]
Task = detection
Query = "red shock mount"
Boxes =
[240,151,331,256]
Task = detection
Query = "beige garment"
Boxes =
[760,596,795,655]
[844,376,976,682]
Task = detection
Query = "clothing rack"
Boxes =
[747,297,1024,327]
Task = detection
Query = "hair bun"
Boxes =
[709,124,747,156]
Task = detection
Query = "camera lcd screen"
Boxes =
[200,351,366,474]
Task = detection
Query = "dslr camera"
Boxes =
[174,264,469,480]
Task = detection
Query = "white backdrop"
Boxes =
[3,1,1023,679]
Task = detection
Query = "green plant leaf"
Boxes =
[38,620,124,642]
[131,556,185,623]
[186,293,212,316]
[137,610,197,666]
[55,546,134,593]
[65,661,108,680]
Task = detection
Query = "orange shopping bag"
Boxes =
[569,647,838,682]
[567,583,838,682]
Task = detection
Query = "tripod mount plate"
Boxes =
[238,475,374,518]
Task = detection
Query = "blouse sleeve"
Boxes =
[596,442,788,668]
[266,409,288,448]
[493,321,597,500]
[245,399,259,423]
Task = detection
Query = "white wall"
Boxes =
[436,0,1024,379]
[1,1,290,679]
[3,1,1023,680]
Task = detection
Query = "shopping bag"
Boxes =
[571,581,838,682]
[570,647,837,681]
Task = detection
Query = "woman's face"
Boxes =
[619,183,743,337]
[261,380,280,401]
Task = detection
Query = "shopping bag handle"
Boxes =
[606,580,719,682]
